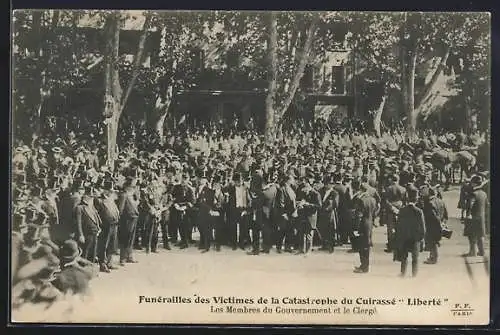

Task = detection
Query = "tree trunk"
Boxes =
[152,91,173,144]
[406,48,418,139]
[264,11,278,143]
[373,95,387,138]
[276,15,320,127]
[104,13,122,170]
[414,46,450,115]
[103,12,151,169]
[120,13,152,112]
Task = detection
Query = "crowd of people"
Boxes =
[11,120,490,309]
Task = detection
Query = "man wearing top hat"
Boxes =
[94,180,120,272]
[209,173,226,252]
[170,173,195,249]
[246,171,265,255]
[196,173,217,253]
[464,174,488,257]
[395,185,426,277]
[335,173,353,246]
[275,172,298,253]
[295,174,322,255]
[75,184,102,263]
[225,171,252,250]
[319,173,339,253]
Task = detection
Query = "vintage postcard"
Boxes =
[10,10,490,325]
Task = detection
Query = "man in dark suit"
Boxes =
[353,184,377,273]
[395,186,426,277]
[260,170,279,253]
[210,174,226,252]
[422,184,448,264]
[75,185,101,263]
[95,180,120,273]
[196,175,215,252]
[225,172,252,250]
[333,173,351,246]
[296,175,322,255]
[464,175,488,257]
[247,172,265,255]
[118,178,140,264]
[60,180,85,239]
[275,172,298,253]
[382,174,407,252]
[170,173,195,249]
[319,174,339,253]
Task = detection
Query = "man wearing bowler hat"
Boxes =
[75,184,102,263]
[464,174,488,257]
[52,239,95,295]
[422,184,448,264]
[95,180,120,272]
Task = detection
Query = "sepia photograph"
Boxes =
[10,10,490,325]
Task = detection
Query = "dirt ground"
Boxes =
[12,187,490,325]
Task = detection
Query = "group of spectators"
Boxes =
[11,118,489,310]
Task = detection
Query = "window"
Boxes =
[331,66,345,94]
[301,66,314,91]
[192,48,205,72]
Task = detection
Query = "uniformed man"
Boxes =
[382,174,407,253]
[118,177,140,264]
[95,180,120,272]
[75,184,101,263]
[143,183,164,254]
